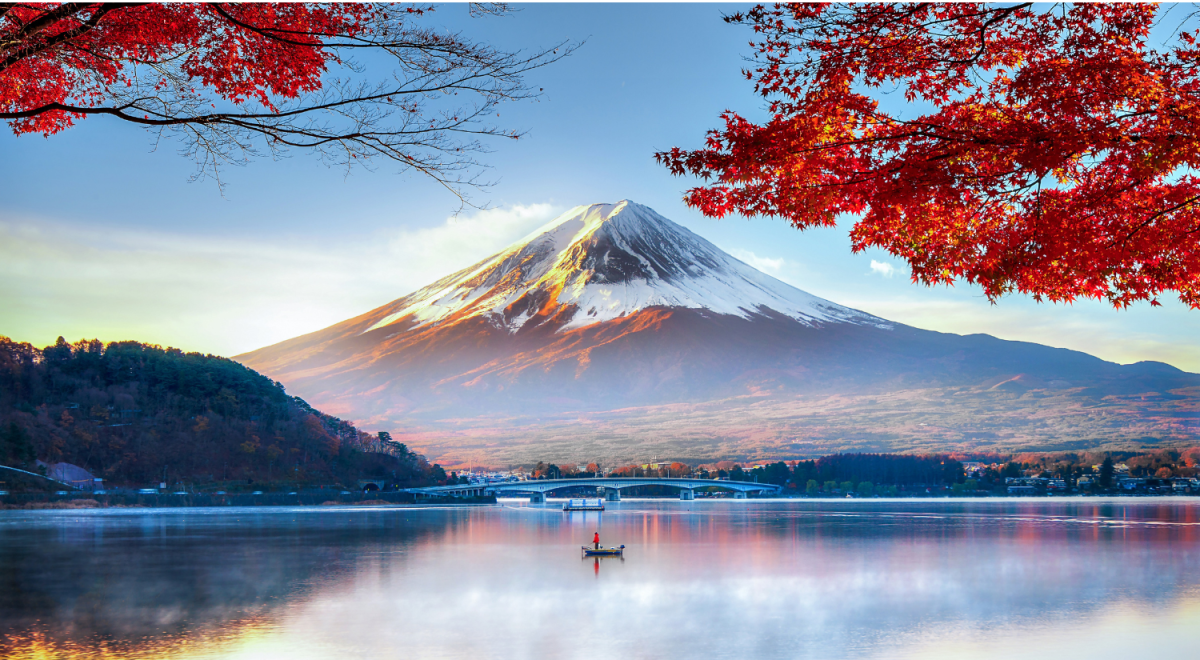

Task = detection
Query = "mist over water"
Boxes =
[3,499,1200,659]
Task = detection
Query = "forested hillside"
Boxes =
[0,336,442,488]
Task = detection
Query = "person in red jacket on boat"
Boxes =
[593,531,600,550]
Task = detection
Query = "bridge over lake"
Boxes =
[403,477,782,502]
[0,464,79,492]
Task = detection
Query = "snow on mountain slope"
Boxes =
[365,200,889,334]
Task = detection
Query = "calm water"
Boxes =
[3,499,1200,659]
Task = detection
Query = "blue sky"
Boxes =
[1,3,1198,370]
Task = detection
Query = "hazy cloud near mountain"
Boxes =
[0,204,562,356]
[870,260,897,278]
[729,249,787,276]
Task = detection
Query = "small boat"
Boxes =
[582,545,625,557]
[564,498,605,511]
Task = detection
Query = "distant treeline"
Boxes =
[795,453,964,486]
[0,336,446,489]
[548,448,1200,495]
[551,453,966,487]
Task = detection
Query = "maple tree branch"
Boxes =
[207,4,348,49]
[4,2,91,40]
[938,3,1033,67]
[0,50,566,125]
[0,3,128,73]
[0,3,578,204]
[206,4,519,60]
[1115,193,1200,247]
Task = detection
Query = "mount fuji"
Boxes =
[360,200,886,334]
[236,201,1200,465]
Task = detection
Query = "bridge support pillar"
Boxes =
[679,489,695,501]
[733,491,747,499]
[604,489,621,502]
[528,492,546,504]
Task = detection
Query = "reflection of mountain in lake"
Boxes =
[2,503,1200,658]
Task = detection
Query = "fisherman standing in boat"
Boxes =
[593,531,600,550]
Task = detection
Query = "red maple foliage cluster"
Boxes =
[1,3,367,134]
[657,3,1200,308]
[0,3,569,196]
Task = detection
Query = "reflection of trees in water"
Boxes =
[0,510,455,648]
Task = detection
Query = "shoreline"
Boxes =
[0,491,496,509]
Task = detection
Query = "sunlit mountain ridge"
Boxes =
[236,202,1200,466]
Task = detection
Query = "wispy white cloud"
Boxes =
[0,203,563,356]
[382,204,564,281]
[729,248,786,275]
[869,260,897,278]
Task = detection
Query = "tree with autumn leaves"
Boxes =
[0,335,440,488]
[658,3,1200,309]
[0,3,572,199]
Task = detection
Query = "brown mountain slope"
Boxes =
[237,306,1200,466]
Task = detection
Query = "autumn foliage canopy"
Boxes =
[657,3,1200,308]
[0,3,568,196]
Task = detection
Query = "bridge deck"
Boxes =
[0,464,79,491]
[404,477,781,496]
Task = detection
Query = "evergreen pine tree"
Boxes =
[1100,457,1115,488]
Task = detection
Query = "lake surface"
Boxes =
[3,498,1200,659]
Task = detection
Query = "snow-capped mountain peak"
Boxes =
[364,200,888,334]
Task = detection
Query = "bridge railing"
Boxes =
[409,477,782,494]
[0,464,78,491]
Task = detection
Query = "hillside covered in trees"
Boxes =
[0,336,445,489]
